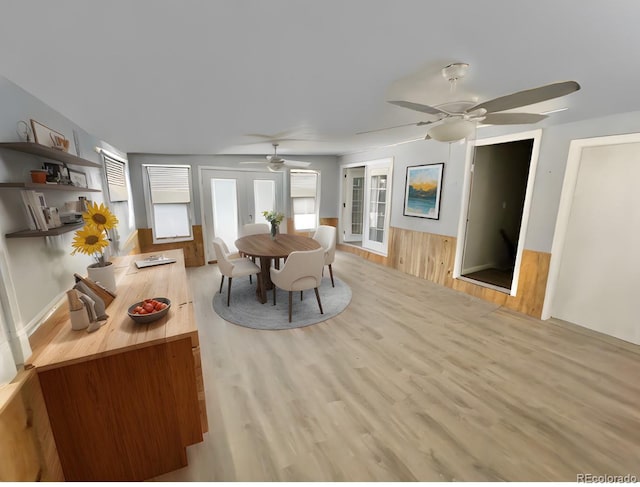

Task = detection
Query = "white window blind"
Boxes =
[104,155,128,202]
[144,164,193,242]
[291,170,319,231]
[291,172,317,198]
[147,165,191,204]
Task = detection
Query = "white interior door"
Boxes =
[362,161,392,254]
[343,167,365,242]
[551,142,640,344]
[201,168,284,258]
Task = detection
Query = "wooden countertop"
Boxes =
[26,249,198,372]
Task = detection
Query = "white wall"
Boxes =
[341,141,468,238]
[0,75,134,368]
[339,110,640,255]
[127,153,341,229]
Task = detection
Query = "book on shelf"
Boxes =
[20,190,38,231]
[20,190,48,231]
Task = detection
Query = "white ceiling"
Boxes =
[1,0,639,157]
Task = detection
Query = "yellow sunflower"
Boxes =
[71,226,110,256]
[83,202,118,231]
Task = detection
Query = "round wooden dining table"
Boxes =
[235,233,321,304]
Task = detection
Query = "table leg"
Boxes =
[257,257,275,304]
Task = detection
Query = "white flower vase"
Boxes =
[87,261,116,294]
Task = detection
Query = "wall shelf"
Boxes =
[0,182,101,192]
[0,142,101,168]
[6,222,84,239]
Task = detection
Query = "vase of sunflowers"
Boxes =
[71,202,119,294]
[262,210,284,240]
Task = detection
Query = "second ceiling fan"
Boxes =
[362,63,581,142]
[240,143,311,172]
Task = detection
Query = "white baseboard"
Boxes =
[461,263,497,275]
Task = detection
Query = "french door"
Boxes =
[343,167,365,242]
[201,168,285,259]
[341,158,393,254]
[363,161,392,253]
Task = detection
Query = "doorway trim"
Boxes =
[453,129,542,296]
[197,166,286,263]
[338,157,394,256]
[541,131,640,320]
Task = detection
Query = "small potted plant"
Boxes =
[262,210,284,240]
[71,202,119,293]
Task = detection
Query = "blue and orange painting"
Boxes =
[404,164,443,219]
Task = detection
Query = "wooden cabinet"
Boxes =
[25,249,207,481]
[0,142,103,238]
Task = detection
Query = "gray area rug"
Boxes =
[212,276,351,330]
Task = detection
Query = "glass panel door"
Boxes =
[362,161,392,253]
[201,168,284,261]
[211,178,239,253]
[252,179,276,225]
[343,167,365,242]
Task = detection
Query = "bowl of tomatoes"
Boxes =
[127,297,171,324]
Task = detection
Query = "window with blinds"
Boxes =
[144,165,193,242]
[104,155,128,202]
[290,170,319,231]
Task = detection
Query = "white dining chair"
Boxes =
[312,225,337,287]
[241,223,269,236]
[270,247,324,322]
[213,237,261,306]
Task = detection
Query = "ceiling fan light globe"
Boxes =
[269,162,284,172]
[427,120,476,142]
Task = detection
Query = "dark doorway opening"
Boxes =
[460,138,534,292]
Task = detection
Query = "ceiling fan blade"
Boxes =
[471,81,580,114]
[482,113,548,125]
[388,100,450,116]
[283,160,311,168]
[239,161,267,165]
[245,129,308,139]
[356,120,433,135]
[242,138,316,145]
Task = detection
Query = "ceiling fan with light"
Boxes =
[360,63,581,142]
[239,143,311,172]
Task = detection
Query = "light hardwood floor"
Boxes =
[155,251,640,481]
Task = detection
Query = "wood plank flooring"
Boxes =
[155,251,640,481]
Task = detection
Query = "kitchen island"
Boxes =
[26,249,207,481]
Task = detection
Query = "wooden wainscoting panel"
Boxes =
[320,217,338,228]
[388,227,455,286]
[138,225,205,267]
[451,250,550,318]
[386,227,550,319]
[20,370,64,481]
[123,229,140,255]
[0,369,63,482]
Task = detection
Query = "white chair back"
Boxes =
[212,238,233,275]
[272,247,324,292]
[313,225,336,265]
[241,223,269,236]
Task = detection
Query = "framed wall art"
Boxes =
[68,169,88,188]
[30,119,68,150]
[403,162,444,220]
